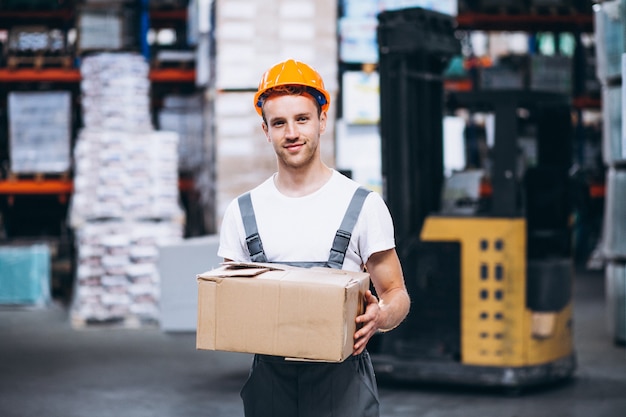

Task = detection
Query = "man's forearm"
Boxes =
[377,287,411,332]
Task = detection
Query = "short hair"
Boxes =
[259,85,322,122]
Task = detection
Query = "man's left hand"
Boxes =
[353,290,380,355]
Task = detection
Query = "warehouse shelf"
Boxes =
[456,12,593,32]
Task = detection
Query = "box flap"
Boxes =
[197,262,287,281]
[197,265,270,280]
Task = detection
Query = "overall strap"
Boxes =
[238,192,268,263]
[327,187,372,269]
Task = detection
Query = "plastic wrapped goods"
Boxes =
[71,220,183,326]
[8,91,72,174]
[0,244,51,306]
[603,167,626,260]
[605,261,626,343]
[594,0,624,82]
[70,130,183,226]
[158,94,205,172]
[80,53,152,132]
[603,85,623,165]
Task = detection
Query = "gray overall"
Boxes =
[237,186,380,417]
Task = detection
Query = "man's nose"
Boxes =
[285,122,299,138]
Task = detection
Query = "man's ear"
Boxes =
[262,121,270,142]
[319,111,327,134]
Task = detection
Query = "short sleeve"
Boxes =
[355,192,396,263]
[217,198,249,262]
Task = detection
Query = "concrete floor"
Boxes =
[0,268,624,417]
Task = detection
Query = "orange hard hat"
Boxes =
[253,59,331,116]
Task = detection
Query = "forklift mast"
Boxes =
[378,8,460,256]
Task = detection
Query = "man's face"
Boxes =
[261,93,327,170]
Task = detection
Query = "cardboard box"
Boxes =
[196,262,370,362]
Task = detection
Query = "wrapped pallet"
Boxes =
[70,53,184,328]
[606,261,626,344]
[80,53,152,131]
[0,244,50,306]
[602,84,623,166]
[8,91,72,174]
[602,167,626,260]
[72,220,182,326]
[158,94,205,173]
[594,0,624,83]
[77,4,138,54]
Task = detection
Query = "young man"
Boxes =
[218,59,410,417]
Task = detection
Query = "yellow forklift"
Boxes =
[370,8,576,388]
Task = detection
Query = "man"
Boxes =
[218,59,410,417]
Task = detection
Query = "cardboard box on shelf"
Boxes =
[196,262,370,362]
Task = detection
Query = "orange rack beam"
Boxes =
[0,179,73,195]
[149,68,196,83]
[0,68,80,83]
[0,68,196,84]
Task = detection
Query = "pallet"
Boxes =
[71,315,159,330]
[152,50,195,69]
[6,54,74,70]
[6,171,71,182]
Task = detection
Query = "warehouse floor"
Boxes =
[0,267,625,417]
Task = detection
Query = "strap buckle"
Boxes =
[245,233,265,260]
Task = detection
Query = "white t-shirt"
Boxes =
[217,170,396,272]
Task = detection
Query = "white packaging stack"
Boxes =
[215,0,338,92]
[605,261,626,343]
[602,167,626,260]
[71,52,184,327]
[72,221,183,326]
[594,0,624,82]
[8,91,72,174]
[158,94,205,172]
[603,84,623,166]
[77,6,137,53]
[214,0,338,228]
[70,130,183,225]
[80,53,152,131]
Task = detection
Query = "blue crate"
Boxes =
[0,244,51,305]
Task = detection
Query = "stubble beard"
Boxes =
[277,136,319,171]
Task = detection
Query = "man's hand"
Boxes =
[353,290,381,355]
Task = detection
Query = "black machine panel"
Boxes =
[378,240,461,361]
